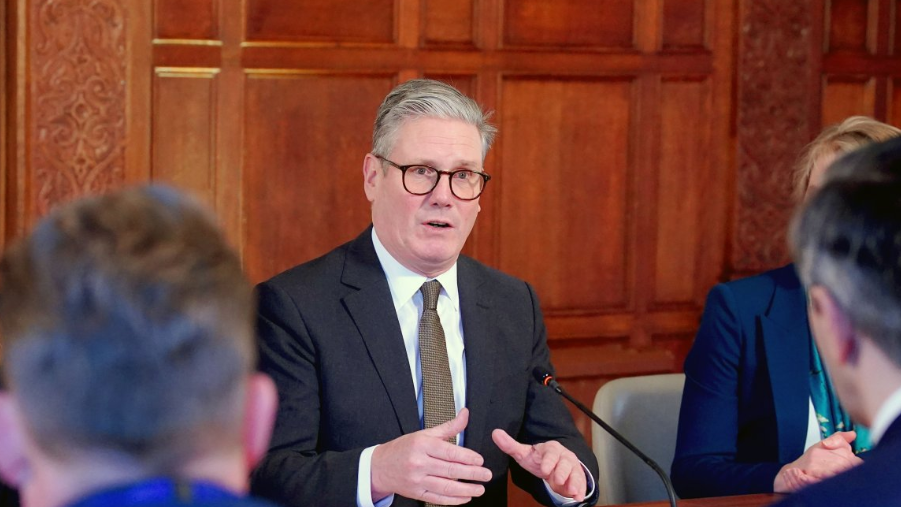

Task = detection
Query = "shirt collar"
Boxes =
[371,228,460,312]
[870,385,901,445]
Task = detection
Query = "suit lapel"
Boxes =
[458,258,497,453]
[761,265,811,461]
[341,229,421,436]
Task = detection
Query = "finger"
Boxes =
[421,475,487,501]
[429,458,492,483]
[424,438,485,466]
[785,468,810,492]
[492,429,531,462]
[822,430,856,449]
[539,445,562,478]
[551,456,575,490]
[564,466,587,501]
[793,470,816,489]
[423,408,469,441]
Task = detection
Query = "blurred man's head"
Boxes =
[0,186,276,507]
[791,137,901,426]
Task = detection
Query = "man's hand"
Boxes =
[492,429,587,502]
[371,408,492,505]
[774,431,863,493]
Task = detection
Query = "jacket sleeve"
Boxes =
[671,283,783,498]
[510,282,601,507]
[250,281,364,507]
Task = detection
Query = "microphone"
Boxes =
[534,368,678,507]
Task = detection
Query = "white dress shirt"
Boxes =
[869,385,901,445]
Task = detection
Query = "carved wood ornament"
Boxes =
[31,0,127,216]
[733,0,814,275]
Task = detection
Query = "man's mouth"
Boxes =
[426,221,451,228]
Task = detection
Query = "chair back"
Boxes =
[591,373,685,505]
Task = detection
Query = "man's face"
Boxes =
[363,117,483,278]
[807,286,866,424]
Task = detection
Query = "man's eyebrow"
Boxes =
[410,159,481,169]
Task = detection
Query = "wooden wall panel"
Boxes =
[246,0,395,43]
[892,80,901,129]
[653,79,709,306]
[242,74,392,282]
[822,77,876,126]
[503,0,635,48]
[663,0,707,49]
[826,0,875,54]
[155,0,217,39]
[896,0,901,55]
[423,0,476,47]
[497,78,633,312]
[152,71,217,206]
[821,0,898,130]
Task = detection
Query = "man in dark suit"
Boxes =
[0,186,280,507]
[772,136,901,506]
[251,79,599,507]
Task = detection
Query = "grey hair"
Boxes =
[790,137,901,366]
[372,79,497,160]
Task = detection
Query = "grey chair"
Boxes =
[591,373,685,505]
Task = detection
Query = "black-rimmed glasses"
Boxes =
[375,155,491,201]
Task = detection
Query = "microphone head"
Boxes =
[532,367,554,387]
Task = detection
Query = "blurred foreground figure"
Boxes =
[773,136,901,506]
[0,186,280,507]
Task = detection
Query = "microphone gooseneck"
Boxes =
[533,368,678,507]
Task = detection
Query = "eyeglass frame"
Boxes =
[374,155,491,201]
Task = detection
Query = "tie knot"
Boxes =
[420,280,441,310]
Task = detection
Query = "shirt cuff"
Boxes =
[544,461,596,506]
[357,445,395,507]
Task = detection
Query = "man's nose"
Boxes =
[428,173,455,204]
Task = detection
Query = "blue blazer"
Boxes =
[771,415,901,506]
[672,264,811,498]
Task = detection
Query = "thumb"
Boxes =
[823,430,856,448]
[492,429,531,461]
[423,407,469,440]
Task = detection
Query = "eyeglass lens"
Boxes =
[404,166,484,199]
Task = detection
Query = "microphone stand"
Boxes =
[535,369,678,507]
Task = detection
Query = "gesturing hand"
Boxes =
[371,408,493,505]
[492,429,587,501]
[774,430,863,493]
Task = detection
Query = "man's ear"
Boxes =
[808,285,858,365]
[242,373,278,471]
[362,154,382,203]
[0,392,30,488]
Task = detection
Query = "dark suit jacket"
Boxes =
[0,483,18,507]
[770,415,901,507]
[672,264,811,498]
[250,228,598,507]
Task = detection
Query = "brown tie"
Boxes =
[419,280,457,442]
[420,280,457,507]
